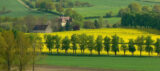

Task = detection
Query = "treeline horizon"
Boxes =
[44,34,160,56]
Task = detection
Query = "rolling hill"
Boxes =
[0,0,58,17]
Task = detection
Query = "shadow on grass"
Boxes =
[41,52,160,58]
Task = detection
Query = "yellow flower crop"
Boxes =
[35,28,160,56]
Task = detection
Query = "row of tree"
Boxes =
[0,31,41,71]
[44,34,160,56]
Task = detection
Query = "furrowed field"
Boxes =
[36,28,160,56]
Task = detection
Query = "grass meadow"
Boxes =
[37,56,160,71]
[72,0,159,17]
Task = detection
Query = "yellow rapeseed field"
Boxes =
[36,28,160,56]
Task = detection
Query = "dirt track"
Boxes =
[27,65,134,71]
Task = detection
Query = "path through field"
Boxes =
[17,0,30,9]
[27,65,133,71]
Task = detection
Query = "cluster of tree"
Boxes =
[83,17,103,29]
[121,12,160,30]
[118,2,160,17]
[35,0,56,11]
[0,31,42,71]
[0,16,49,32]
[44,34,160,56]
[105,11,114,18]
[106,23,121,28]
[74,1,93,7]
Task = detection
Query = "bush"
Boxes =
[83,21,95,29]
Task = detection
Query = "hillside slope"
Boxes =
[0,0,58,17]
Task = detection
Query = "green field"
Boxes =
[72,0,159,17]
[0,0,57,17]
[37,56,160,71]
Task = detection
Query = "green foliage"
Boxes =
[0,31,33,71]
[121,42,128,56]
[121,12,160,30]
[142,6,151,12]
[78,34,88,54]
[62,36,70,54]
[104,36,111,55]
[45,35,55,53]
[83,20,95,29]
[0,31,16,71]
[71,34,78,54]
[128,39,136,56]
[54,35,61,54]
[65,20,72,31]
[15,32,32,71]
[136,36,145,56]
[128,2,142,12]
[56,3,64,14]
[87,35,95,55]
[145,36,154,56]
[112,35,119,55]
[152,5,160,13]
[95,35,103,55]
[105,11,113,17]
[155,38,160,56]
[36,0,56,11]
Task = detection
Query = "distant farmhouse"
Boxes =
[32,16,71,33]
[59,16,72,27]
[32,21,52,33]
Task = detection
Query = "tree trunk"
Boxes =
[140,51,142,56]
[98,51,100,55]
[124,50,126,56]
[149,52,150,56]
[75,50,77,55]
[90,50,92,55]
[57,48,59,54]
[40,48,42,54]
[49,49,51,54]
[83,49,84,55]
[65,50,67,54]
[7,57,11,71]
[107,51,109,56]
[115,51,117,56]
[158,53,160,56]
[132,52,134,56]
[81,50,83,54]
[19,60,23,71]
[33,47,35,71]
[73,50,74,55]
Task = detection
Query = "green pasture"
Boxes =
[0,0,57,17]
[37,56,160,71]
[72,0,159,17]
